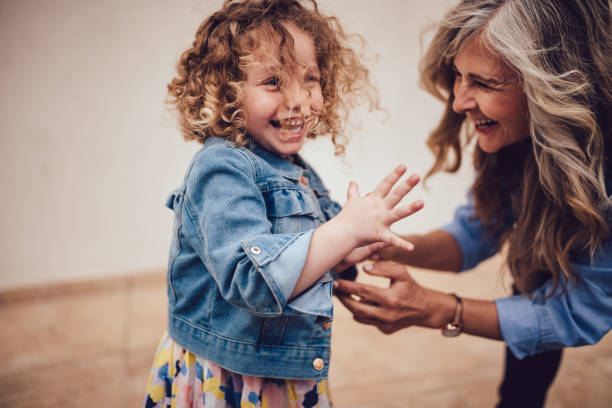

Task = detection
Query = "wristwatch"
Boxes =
[441,293,463,337]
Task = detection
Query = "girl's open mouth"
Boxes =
[271,118,306,140]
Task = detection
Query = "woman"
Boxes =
[334,0,612,407]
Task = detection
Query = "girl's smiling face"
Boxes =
[241,24,323,157]
[451,36,530,153]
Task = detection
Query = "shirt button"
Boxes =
[300,175,308,185]
[250,246,261,255]
[312,358,324,371]
[322,322,331,330]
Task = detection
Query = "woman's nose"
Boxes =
[452,79,477,113]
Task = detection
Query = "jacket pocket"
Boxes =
[311,187,341,222]
[263,188,322,234]
[264,188,317,217]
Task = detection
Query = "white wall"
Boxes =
[0,0,470,290]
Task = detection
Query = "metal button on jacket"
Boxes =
[250,246,261,255]
[322,322,331,330]
[300,175,308,185]
[312,358,324,371]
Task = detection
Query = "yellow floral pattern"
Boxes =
[143,333,332,408]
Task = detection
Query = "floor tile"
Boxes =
[125,272,167,351]
[0,287,127,374]
[0,354,125,408]
[2,264,612,407]
[547,354,612,407]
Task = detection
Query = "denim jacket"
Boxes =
[165,137,351,379]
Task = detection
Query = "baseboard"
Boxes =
[0,269,165,304]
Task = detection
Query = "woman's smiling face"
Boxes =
[451,36,530,153]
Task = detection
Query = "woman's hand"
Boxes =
[333,261,436,334]
[335,261,503,340]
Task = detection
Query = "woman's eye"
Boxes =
[475,81,493,90]
[305,75,320,83]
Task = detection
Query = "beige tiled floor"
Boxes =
[1,256,611,407]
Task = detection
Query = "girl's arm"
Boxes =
[290,166,423,299]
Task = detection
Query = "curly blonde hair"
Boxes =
[420,0,612,295]
[167,0,378,154]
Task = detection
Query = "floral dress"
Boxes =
[143,333,333,408]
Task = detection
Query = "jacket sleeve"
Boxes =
[495,258,612,358]
[182,146,330,318]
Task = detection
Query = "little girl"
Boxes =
[144,1,422,407]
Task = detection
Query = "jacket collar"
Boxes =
[247,140,306,182]
[204,137,306,182]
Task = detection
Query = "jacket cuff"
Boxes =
[285,272,333,319]
[241,229,333,318]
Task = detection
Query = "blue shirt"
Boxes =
[443,193,612,359]
[165,137,348,379]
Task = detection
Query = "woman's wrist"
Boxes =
[422,289,458,329]
[424,292,501,340]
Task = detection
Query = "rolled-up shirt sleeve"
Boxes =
[443,189,612,358]
[183,146,331,318]
[496,261,612,359]
[441,194,506,271]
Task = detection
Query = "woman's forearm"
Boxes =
[423,288,502,340]
[382,229,463,272]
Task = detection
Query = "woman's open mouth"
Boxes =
[474,118,499,130]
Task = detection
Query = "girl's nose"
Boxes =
[452,79,477,113]
[283,80,308,112]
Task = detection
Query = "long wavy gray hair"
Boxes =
[420,0,612,295]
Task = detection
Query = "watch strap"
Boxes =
[441,293,463,337]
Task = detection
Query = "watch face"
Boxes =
[441,323,462,337]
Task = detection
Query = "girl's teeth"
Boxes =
[277,119,304,130]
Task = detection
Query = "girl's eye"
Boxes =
[262,77,279,87]
[305,75,320,83]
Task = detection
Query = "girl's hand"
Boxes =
[333,242,388,273]
[334,165,423,252]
